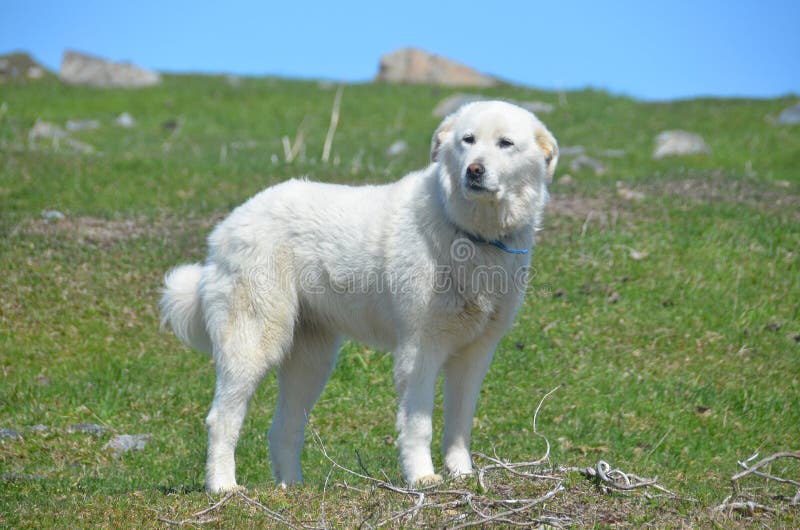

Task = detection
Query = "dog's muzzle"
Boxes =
[465,163,487,191]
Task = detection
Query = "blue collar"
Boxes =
[435,181,531,255]
[462,231,530,254]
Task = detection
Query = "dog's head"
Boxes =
[431,100,559,237]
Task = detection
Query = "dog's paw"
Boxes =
[207,483,245,495]
[447,469,473,481]
[277,480,303,490]
[412,473,443,488]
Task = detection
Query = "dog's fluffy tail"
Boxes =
[160,264,213,355]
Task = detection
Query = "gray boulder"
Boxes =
[653,130,710,159]
[432,93,554,118]
[60,50,161,88]
[775,103,800,125]
[377,48,499,87]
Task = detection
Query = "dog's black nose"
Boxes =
[466,163,485,188]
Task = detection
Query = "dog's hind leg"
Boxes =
[204,290,296,493]
[268,320,341,487]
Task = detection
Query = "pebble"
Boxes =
[41,210,65,221]
[0,428,22,440]
[104,434,152,457]
[385,140,408,157]
[66,120,100,132]
[569,154,607,175]
[775,103,800,125]
[68,423,106,436]
[114,112,136,128]
[27,424,49,433]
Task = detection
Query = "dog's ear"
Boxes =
[535,128,559,183]
[430,114,456,163]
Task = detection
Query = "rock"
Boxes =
[569,154,606,175]
[599,149,626,158]
[104,434,151,456]
[1,472,45,481]
[27,424,49,433]
[519,101,555,114]
[559,145,586,157]
[69,423,106,436]
[0,428,22,440]
[29,120,67,141]
[28,119,95,154]
[66,119,100,132]
[653,130,710,159]
[64,138,95,154]
[385,140,408,157]
[114,112,136,128]
[377,48,499,87]
[0,52,50,82]
[432,93,554,117]
[27,66,45,79]
[616,182,646,201]
[775,103,800,125]
[225,75,243,88]
[59,50,161,88]
[557,174,574,186]
[42,210,66,221]
[432,94,486,117]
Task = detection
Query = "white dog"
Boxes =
[160,100,558,493]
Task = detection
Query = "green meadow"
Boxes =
[1,74,798,527]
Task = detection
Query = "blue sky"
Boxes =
[2,0,798,100]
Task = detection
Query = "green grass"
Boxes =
[1,74,799,527]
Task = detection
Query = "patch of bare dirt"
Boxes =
[547,193,614,220]
[12,214,220,245]
[649,177,800,215]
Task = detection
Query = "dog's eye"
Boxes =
[498,138,514,149]
[462,134,475,145]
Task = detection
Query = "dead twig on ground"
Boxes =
[157,489,302,529]
[714,450,800,517]
[157,491,236,526]
[731,451,800,492]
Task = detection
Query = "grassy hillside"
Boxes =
[1,74,798,527]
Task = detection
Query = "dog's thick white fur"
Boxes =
[161,101,558,493]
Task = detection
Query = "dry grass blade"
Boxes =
[321,86,343,163]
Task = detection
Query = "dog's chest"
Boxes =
[436,255,522,341]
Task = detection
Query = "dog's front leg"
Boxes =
[393,348,444,487]
[442,342,496,477]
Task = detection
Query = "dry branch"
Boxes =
[715,450,800,517]
[731,451,800,491]
[157,489,302,529]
